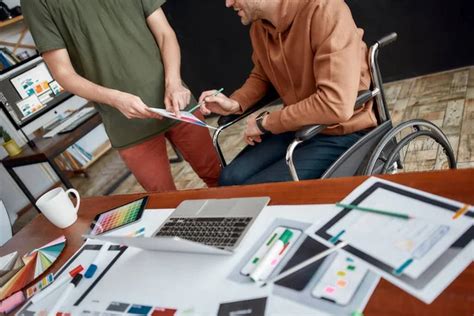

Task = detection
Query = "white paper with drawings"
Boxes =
[306,177,474,303]
[148,108,217,130]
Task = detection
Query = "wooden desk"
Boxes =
[2,169,473,315]
[1,111,102,207]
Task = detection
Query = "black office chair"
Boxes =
[212,33,456,181]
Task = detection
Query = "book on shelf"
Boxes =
[0,47,21,69]
[62,151,82,170]
[73,143,93,161]
[55,153,74,171]
[66,146,88,166]
[55,141,110,172]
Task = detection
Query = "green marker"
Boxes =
[336,203,411,220]
[250,229,293,282]
[188,88,224,113]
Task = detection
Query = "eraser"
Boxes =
[0,291,25,314]
[84,264,97,278]
[69,264,84,277]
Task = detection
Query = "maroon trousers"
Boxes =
[119,113,221,192]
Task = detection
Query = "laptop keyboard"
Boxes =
[155,217,253,248]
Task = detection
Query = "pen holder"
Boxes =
[2,139,22,157]
[228,218,310,284]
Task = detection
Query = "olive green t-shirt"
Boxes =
[21,0,176,148]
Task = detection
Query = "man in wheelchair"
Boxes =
[199,0,378,185]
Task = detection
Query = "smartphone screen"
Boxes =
[89,196,148,235]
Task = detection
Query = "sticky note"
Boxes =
[324,286,336,294]
[336,279,348,288]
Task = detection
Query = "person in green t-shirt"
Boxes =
[21,0,221,192]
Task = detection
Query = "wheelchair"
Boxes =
[212,33,457,181]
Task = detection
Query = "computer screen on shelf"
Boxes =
[0,59,72,128]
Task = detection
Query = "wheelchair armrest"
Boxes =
[295,124,327,141]
[355,90,373,108]
[294,90,373,141]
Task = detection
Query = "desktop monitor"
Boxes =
[0,59,73,129]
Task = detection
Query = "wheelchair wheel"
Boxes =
[365,119,457,175]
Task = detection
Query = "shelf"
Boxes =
[81,141,112,170]
[0,16,23,29]
[0,15,35,53]
[54,141,112,175]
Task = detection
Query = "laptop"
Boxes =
[85,197,270,255]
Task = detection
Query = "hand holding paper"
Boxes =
[148,108,217,130]
[164,83,192,118]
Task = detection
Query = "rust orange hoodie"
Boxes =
[230,0,377,135]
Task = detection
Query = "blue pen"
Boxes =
[134,227,146,237]
[84,242,111,278]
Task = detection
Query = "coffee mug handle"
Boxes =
[65,188,81,213]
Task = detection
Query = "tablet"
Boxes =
[89,197,148,235]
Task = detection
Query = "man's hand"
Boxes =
[198,90,240,116]
[243,112,265,146]
[111,91,162,120]
[164,83,191,117]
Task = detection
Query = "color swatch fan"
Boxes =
[0,236,66,300]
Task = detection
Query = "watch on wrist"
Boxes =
[256,111,270,135]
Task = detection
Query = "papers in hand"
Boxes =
[148,108,217,130]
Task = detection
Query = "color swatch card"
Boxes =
[0,236,66,300]
[148,108,217,130]
[80,301,178,316]
[90,198,146,235]
[17,242,126,316]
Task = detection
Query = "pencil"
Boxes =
[336,203,412,220]
[260,241,348,287]
[452,204,470,220]
[188,88,224,113]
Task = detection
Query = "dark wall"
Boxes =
[347,0,474,82]
[163,0,474,97]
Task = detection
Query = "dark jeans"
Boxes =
[219,131,365,186]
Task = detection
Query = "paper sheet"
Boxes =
[148,108,217,130]
[307,177,474,303]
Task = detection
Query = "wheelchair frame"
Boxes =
[212,33,457,182]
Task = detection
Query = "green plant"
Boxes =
[0,126,12,142]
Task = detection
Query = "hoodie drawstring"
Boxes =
[278,33,299,101]
[264,29,300,102]
[265,29,283,94]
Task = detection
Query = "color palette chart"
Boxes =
[26,273,54,299]
[80,301,178,316]
[0,236,66,300]
[91,200,143,235]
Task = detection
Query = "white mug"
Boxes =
[36,187,81,229]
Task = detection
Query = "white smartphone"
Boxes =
[312,253,367,305]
